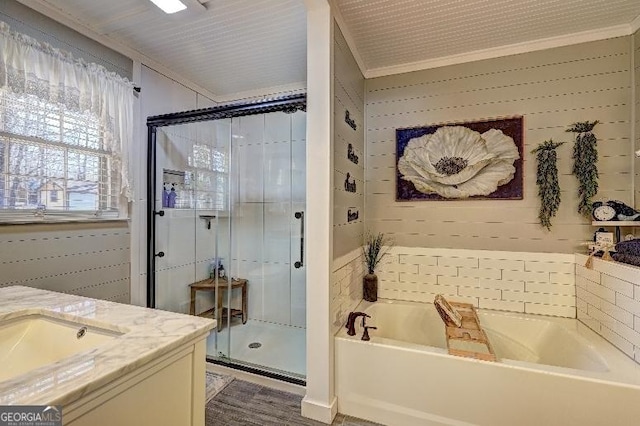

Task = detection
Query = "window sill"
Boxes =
[0,217,129,226]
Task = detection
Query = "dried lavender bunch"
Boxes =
[567,120,599,217]
[532,140,565,230]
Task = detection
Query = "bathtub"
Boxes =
[335,299,640,426]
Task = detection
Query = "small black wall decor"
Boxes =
[396,116,524,201]
[344,173,357,193]
[345,110,357,131]
[347,208,359,222]
[347,143,359,164]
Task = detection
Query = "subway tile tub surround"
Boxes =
[336,246,640,368]
[331,248,366,336]
[376,247,576,318]
[575,253,640,364]
[335,248,640,425]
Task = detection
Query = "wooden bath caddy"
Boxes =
[436,300,496,362]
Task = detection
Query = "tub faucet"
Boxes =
[361,326,377,341]
[346,312,369,336]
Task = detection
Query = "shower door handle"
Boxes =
[294,211,304,269]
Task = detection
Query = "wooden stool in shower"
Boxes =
[189,277,248,332]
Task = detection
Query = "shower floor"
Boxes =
[206,318,306,378]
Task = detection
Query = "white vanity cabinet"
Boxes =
[0,287,215,426]
[65,336,207,426]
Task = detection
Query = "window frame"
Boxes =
[0,93,125,223]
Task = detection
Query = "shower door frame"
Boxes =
[145,94,306,384]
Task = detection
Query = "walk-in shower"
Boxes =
[146,95,306,383]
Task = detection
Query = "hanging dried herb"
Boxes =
[567,120,599,217]
[532,140,565,230]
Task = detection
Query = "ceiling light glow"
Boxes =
[149,0,187,14]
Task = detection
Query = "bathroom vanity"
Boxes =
[0,286,215,426]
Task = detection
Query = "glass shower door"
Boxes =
[149,107,306,380]
[153,123,200,316]
[222,110,306,378]
[153,119,232,363]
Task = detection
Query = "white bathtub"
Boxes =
[335,299,640,426]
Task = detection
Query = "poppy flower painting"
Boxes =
[396,117,523,201]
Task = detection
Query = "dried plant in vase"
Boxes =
[362,232,393,302]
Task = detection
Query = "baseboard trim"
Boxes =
[339,395,474,426]
[301,395,338,424]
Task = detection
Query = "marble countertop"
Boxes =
[0,286,215,406]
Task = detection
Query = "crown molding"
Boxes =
[329,0,367,77]
[365,24,632,79]
[631,14,640,34]
[15,0,220,101]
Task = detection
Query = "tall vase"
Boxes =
[363,273,378,302]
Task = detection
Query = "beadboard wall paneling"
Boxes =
[575,254,640,364]
[366,37,633,254]
[634,29,640,209]
[333,22,365,259]
[331,248,365,336]
[378,247,576,318]
[0,222,130,303]
[0,0,132,79]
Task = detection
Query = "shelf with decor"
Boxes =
[591,221,639,242]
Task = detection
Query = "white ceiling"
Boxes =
[33,0,307,99]
[335,0,640,77]
[21,0,640,99]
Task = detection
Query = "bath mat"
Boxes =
[205,371,234,403]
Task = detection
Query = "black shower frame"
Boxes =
[146,93,306,309]
[146,94,307,385]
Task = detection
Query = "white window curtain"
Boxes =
[0,22,134,219]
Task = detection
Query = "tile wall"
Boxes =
[576,254,640,364]
[377,247,576,317]
[230,111,306,328]
[331,247,366,335]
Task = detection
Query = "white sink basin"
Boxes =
[0,314,122,382]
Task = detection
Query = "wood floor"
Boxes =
[205,380,382,426]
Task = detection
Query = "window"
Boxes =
[190,143,227,211]
[0,22,134,221]
[0,91,120,217]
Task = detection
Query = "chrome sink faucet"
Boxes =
[346,312,370,336]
